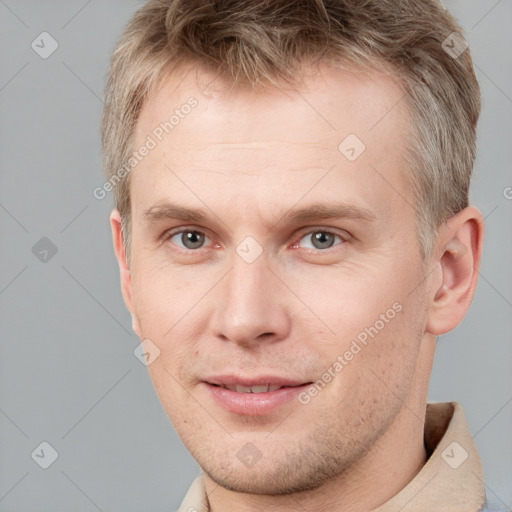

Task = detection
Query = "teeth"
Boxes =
[223,384,284,393]
[250,385,269,393]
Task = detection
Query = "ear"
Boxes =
[110,209,141,337]
[426,206,484,335]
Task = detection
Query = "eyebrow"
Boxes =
[142,201,376,226]
[143,204,207,223]
[282,202,376,224]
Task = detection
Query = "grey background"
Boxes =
[0,0,511,510]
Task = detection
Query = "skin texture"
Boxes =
[111,63,483,511]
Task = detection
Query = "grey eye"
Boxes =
[299,231,340,250]
[171,230,207,249]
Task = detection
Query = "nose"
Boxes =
[209,255,291,348]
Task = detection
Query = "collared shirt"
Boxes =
[176,402,489,512]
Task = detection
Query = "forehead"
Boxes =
[136,61,407,144]
[130,62,412,225]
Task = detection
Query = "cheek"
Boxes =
[328,314,421,436]
[286,264,407,351]
[129,266,206,383]
[130,257,206,333]
[348,295,425,395]
[306,270,426,405]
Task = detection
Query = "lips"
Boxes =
[220,383,284,393]
[202,375,312,415]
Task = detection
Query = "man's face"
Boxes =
[124,64,432,494]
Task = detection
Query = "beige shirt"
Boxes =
[177,402,486,512]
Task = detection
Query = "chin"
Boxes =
[205,466,329,496]
[198,442,352,496]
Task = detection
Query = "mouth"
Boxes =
[213,383,290,393]
[201,375,313,416]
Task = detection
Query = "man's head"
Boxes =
[103,0,483,506]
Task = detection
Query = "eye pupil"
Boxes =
[182,231,205,249]
[312,231,335,249]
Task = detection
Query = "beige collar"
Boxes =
[177,402,485,512]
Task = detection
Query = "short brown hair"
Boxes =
[101,0,481,258]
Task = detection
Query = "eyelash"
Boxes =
[292,230,346,251]
[163,227,348,253]
[164,228,215,252]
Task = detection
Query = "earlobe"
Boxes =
[426,207,484,336]
[131,314,142,339]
